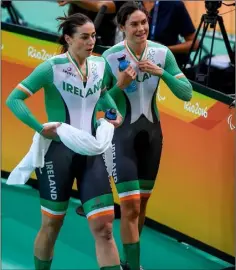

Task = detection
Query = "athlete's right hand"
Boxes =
[40,123,61,140]
[107,113,123,128]
[116,66,137,90]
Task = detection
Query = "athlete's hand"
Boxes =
[57,0,72,6]
[40,123,61,140]
[138,60,163,77]
[116,66,137,90]
[107,113,123,128]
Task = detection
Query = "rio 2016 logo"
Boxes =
[28,46,56,61]
[184,101,208,118]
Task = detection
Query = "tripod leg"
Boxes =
[206,17,217,86]
[192,16,209,67]
[183,15,204,70]
[197,21,209,63]
[6,5,19,24]
[217,15,235,65]
[193,20,210,83]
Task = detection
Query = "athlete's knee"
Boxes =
[40,214,64,234]
[89,215,114,242]
[121,199,141,221]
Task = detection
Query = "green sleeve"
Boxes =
[6,61,53,133]
[98,89,119,112]
[161,49,193,101]
[98,59,127,114]
[97,61,122,113]
[102,56,124,97]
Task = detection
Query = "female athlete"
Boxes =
[102,2,193,269]
[6,13,122,270]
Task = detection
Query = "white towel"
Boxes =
[7,119,114,185]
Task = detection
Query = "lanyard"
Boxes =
[150,1,159,41]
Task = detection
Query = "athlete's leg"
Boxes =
[136,125,163,236]
[138,193,150,235]
[77,154,120,270]
[34,214,64,268]
[113,131,141,270]
[120,199,140,270]
[89,213,120,270]
[34,141,75,270]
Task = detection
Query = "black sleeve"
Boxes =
[175,1,196,37]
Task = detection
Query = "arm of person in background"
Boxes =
[5,61,60,139]
[57,0,116,14]
[168,1,199,54]
[138,49,193,101]
[168,32,199,53]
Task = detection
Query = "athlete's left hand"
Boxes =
[138,60,163,77]
[107,113,123,128]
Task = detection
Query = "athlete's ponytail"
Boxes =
[57,13,93,53]
[58,33,67,53]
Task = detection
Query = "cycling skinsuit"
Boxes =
[102,40,192,200]
[6,52,119,219]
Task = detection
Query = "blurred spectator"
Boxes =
[140,0,199,68]
[58,0,127,46]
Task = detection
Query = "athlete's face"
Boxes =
[66,22,96,58]
[121,10,149,44]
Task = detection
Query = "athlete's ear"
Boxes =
[119,25,125,33]
[64,34,72,46]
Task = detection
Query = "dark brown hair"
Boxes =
[116,2,149,26]
[57,13,93,53]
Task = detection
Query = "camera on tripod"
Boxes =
[183,0,235,95]
[205,1,222,16]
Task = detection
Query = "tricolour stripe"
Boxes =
[66,52,89,81]
[140,189,153,198]
[119,190,140,198]
[41,205,66,216]
[140,189,152,194]
[17,83,33,95]
[86,206,114,219]
[175,73,185,79]
[118,190,140,201]
[124,40,148,62]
